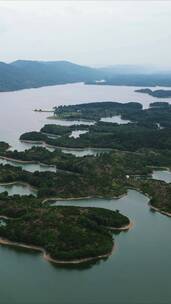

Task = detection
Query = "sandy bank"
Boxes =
[149,205,171,217]
[109,221,133,231]
[0,237,115,265]
[0,156,56,169]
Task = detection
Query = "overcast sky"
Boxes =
[0,1,171,67]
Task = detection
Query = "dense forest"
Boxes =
[0,193,129,261]
[1,146,171,213]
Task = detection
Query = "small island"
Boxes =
[135,88,171,98]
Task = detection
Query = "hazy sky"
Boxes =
[0,1,171,67]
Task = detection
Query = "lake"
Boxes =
[0,83,171,303]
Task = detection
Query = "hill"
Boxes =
[1,60,171,91]
[0,60,103,91]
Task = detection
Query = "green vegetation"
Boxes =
[135,88,171,98]
[2,147,171,214]
[85,73,171,87]
[19,131,47,142]
[2,60,171,92]
[20,101,171,150]
[0,141,10,152]
[53,101,142,121]
[2,101,171,262]
[0,161,126,198]
[0,192,129,261]
[20,122,171,151]
[127,177,171,214]
[41,124,89,136]
[0,60,103,92]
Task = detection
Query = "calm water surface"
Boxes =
[0,158,56,173]
[0,190,171,304]
[0,83,170,153]
[152,170,171,183]
[69,130,88,138]
[0,182,37,196]
[0,84,171,303]
[101,115,131,124]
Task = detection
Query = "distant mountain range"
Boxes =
[0,60,104,91]
[1,60,171,92]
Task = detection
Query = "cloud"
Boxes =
[0,1,171,67]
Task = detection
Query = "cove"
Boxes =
[0,189,170,304]
[0,157,56,173]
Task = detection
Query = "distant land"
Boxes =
[1,60,171,91]
[135,88,171,98]
[0,60,103,92]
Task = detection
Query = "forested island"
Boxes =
[21,101,171,149]
[1,100,171,263]
[0,192,129,262]
[135,88,171,98]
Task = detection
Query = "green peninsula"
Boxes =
[135,88,171,98]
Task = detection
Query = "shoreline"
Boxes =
[109,221,133,231]
[1,176,171,219]
[0,156,75,174]
[0,155,56,169]
[0,181,38,194]
[41,192,127,204]
[0,237,116,265]
[0,156,56,170]
[47,115,95,124]
[149,204,171,217]
[0,212,132,264]
[20,139,113,152]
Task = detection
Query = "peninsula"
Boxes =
[135,88,171,98]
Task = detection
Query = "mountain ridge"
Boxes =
[1,60,171,91]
